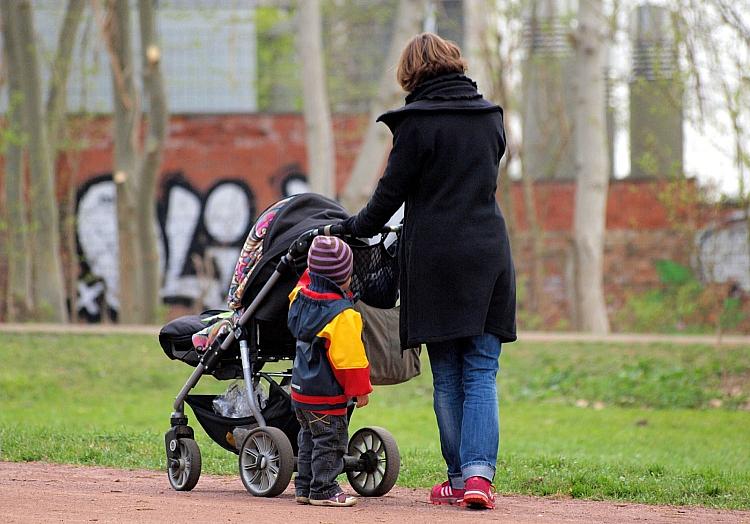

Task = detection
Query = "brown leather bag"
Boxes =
[354,301,421,386]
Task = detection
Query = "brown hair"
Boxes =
[396,32,467,93]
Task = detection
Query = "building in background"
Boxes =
[629,2,684,178]
[0,0,258,113]
[521,0,578,180]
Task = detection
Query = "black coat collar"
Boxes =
[377,73,502,131]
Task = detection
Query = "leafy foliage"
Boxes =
[615,260,749,334]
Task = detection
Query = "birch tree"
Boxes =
[101,0,143,323]
[138,0,168,321]
[46,0,86,157]
[8,0,69,322]
[673,0,750,271]
[571,0,611,333]
[99,0,168,323]
[0,2,32,320]
[462,0,491,94]
[47,0,87,322]
[464,0,552,321]
[340,0,424,212]
[298,0,336,198]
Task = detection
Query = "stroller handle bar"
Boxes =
[288,224,401,259]
[323,223,401,236]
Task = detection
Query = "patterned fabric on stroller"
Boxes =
[159,193,402,498]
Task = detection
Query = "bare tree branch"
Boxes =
[46,0,86,155]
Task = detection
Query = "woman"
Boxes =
[339,33,516,510]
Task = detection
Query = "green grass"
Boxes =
[1,333,749,508]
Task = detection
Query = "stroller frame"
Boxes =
[164,223,401,498]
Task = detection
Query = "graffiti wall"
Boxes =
[75,169,310,321]
[697,213,750,292]
[52,115,747,327]
[62,113,362,321]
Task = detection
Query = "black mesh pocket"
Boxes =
[350,238,399,309]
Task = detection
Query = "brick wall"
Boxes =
[506,178,744,330]
[1,113,746,330]
[58,113,368,208]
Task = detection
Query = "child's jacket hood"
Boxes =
[288,272,372,414]
[287,273,352,343]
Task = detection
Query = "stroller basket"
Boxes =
[350,238,399,309]
[184,376,299,454]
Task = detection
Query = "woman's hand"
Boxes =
[355,394,369,408]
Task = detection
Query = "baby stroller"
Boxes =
[158,193,402,498]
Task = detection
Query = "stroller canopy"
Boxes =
[227,193,350,321]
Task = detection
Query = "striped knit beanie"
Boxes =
[307,235,353,286]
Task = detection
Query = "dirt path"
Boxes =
[1,462,748,524]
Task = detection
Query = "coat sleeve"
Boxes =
[318,309,373,398]
[342,117,423,237]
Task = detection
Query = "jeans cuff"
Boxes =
[462,462,495,482]
[448,473,465,490]
[310,482,343,500]
[294,477,310,497]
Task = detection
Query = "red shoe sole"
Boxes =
[462,491,495,509]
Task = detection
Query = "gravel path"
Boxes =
[1,462,748,523]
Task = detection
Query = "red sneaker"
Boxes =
[462,476,495,509]
[429,480,465,506]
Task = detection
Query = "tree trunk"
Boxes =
[462,0,491,95]
[46,0,86,156]
[298,0,336,198]
[13,0,69,322]
[105,0,143,324]
[340,0,423,212]
[138,0,168,322]
[521,163,544,316]
[479,0,540,316]
[0,2,33,320]
[572,0,610,333]
[47,0,86,323]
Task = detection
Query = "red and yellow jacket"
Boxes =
[287,271,372,415]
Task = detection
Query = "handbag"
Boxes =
[354,301,421,386]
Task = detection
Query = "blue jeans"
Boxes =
[427,333,501,489]
[294,408,349,500]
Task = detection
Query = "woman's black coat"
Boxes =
[342,73,516,349]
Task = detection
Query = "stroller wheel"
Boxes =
[346,426,400,497]
[167,438,202,491]
[239,427,294,497]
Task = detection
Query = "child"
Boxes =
[287,235,372,507]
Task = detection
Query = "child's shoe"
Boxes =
[429,480,465,505]
[309,492,357,507]
[462,476,495,509]
[295,495,310,505]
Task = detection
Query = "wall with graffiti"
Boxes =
[75,169,311,321]
[65,113,363,321]
[697,213,750,292]
[60,115,748,325]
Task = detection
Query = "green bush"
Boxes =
[615,260,747,334]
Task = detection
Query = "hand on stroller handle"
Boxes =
[321,223,401,236]
[287,224,402,259]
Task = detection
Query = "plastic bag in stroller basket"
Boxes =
[184,379,299,454]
